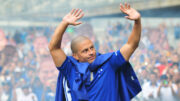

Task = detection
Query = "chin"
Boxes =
[88,59,95,63]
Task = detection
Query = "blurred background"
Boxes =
[0,0,180,101]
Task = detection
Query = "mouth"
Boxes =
[88,56,95,60]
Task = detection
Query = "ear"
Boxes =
[72,53,79,60]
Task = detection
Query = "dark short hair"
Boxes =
[160,74,168,80]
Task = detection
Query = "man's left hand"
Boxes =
[120,3,141,21]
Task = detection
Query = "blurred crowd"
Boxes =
[0,19,180,101]
[105,21,180,101]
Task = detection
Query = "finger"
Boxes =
[75,9,82,17]
[77,12,84,20]
[125,16,134,20]
[73,9,79,16]
[128,4,130,9]
[120,3,125,11]
[70,9,75,14]
[125,3,127,9]
[75,22,82,25]
[125,16,131,20]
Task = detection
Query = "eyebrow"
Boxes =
[90,45,94,48]
[82,45,93,52]
[85,48,89,51]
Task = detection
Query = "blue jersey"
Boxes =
[55,50,142,101]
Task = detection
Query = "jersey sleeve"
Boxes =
[56,56,73,77]
[109,50,127,71]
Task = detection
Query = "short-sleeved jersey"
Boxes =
[56,50,140,101]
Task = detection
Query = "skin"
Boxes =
[49,3,141,68]
[150,73,157,85]
[38,58,58,86]
[0,30,7,51]
[72,38,96,63]
[33,36,49,56]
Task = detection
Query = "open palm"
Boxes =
[120,3,140,20]
[63,9,84,26]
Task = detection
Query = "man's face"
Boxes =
[150,74,157,84]
[33,36,48,55]
[0,30,7,51]
[38,59,58,87]
[22,88,29,95]
[73,39,96,63]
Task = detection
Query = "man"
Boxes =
[157,75,178,101]
[49,3,142,101]
[142,72,159,101]
[0,82,12,101]
[33,36,49,56]
[0,30,7,51]
[18,85,38,101]
[38,57,58,87]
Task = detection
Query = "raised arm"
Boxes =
[119,3,141,61]
[48,9,84,67]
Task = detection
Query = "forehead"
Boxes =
[77,39,93,51]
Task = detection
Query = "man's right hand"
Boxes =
[63,9,84,26]
[49,9,84,67]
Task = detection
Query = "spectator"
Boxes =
[38,57,58,87]
[0,18,179,101]
[17,85,38,101]
[0,81,12,101]
[142,72,159,101]
[157,75,178,101]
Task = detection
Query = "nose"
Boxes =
[88,49,94,55]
